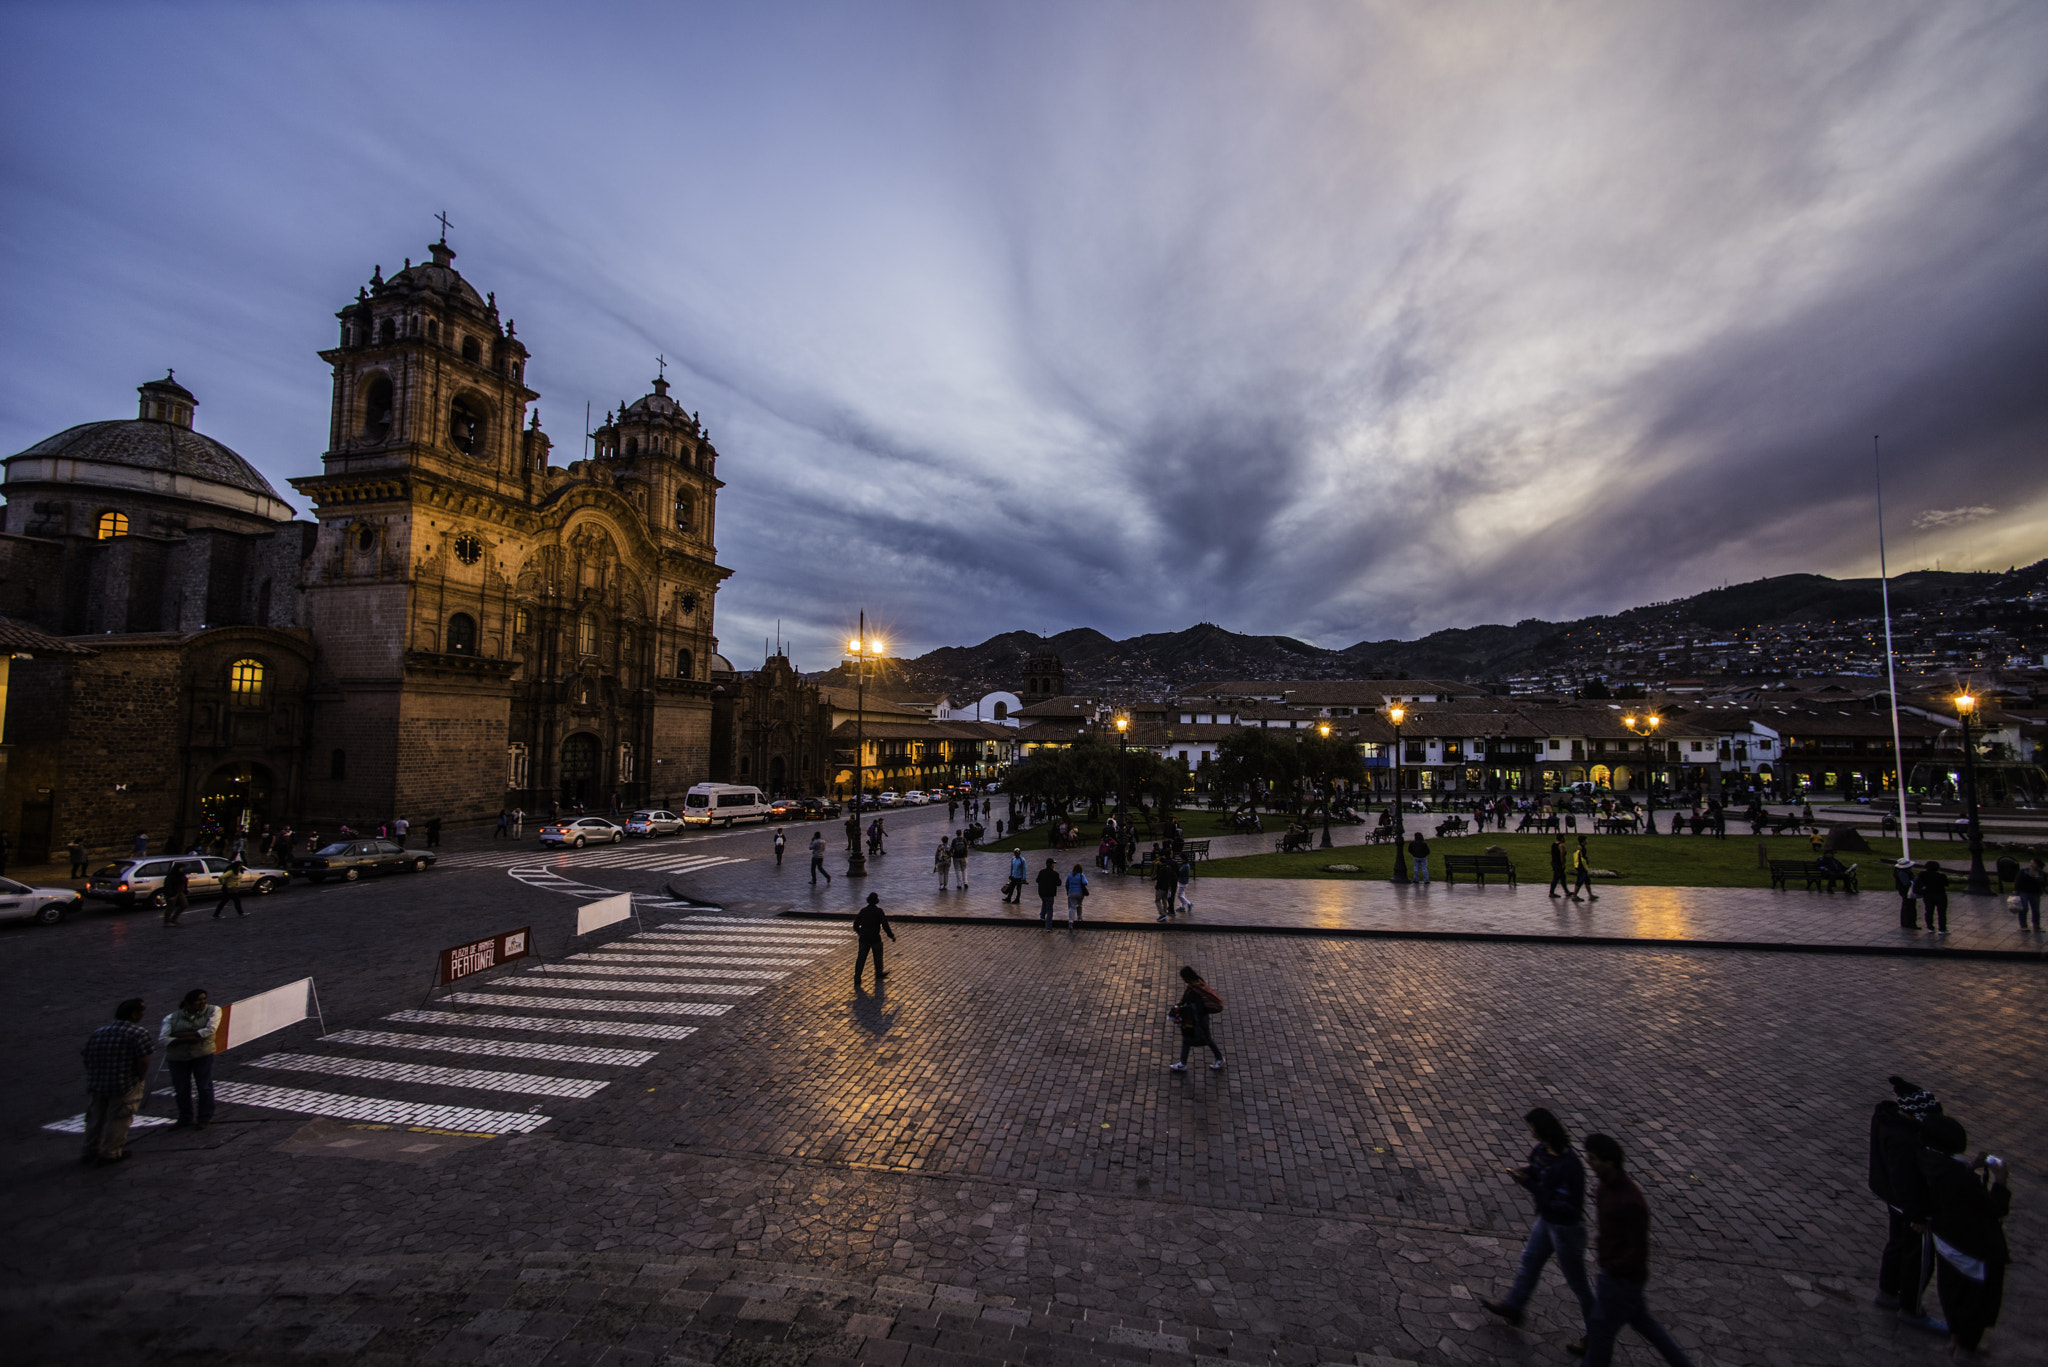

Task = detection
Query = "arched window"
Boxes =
[461,335,481,364]
[674,492,694,532]
[578,614,598,655]
[676,648,693,679]
[356,525,377,553]
[627,437,639,455]
[993,701,1008,720]
[361,375,393,441]
[228,658,265,705]
[379,318,395,345]
[330,749,347,780]
[447,612,478,655]
[96,510,129,540]
[449,395,486,455]
[514,607,531,635]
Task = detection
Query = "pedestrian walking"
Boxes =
[933,836,950,888]
[2013,857,2044,931]
[1869,1076,1944,1327]
[1005,849,1027,904]
[1917,1114,2011,1360]
[426,817,442,849]
[1893,858,1920,930]
[132,831,149,858]
[392,816,410,849]
[1177,854,1194,914]
[68,837,88,879]
[1153,855,1178,921]
[80,998,152,1166]
[1036,858,1061,927]
[161,860,193,926]
[512,807,524,838]
[1167,966,1224,1071]
[773,827,786,866]
[1409,832,1430,886]
[1064,862,1089,928]
[493,809,509,839]
[160,988,221,1129]
[845,811,861,853]
[211,859,248,918]
[1915,861,1949,934]
[1548,834,1572,899]
[809,831,832,885]
[1572,836,1599,901]
[1481,1107,1596,1335]
[950,831,970,889]
[853,893,894,991]
[1578,1134,1695,1366]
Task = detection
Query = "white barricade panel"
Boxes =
[219,977,313,1051]
[575,893,633,937]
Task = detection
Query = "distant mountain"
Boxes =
[887,561,2048,702]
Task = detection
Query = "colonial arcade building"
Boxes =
[0,236,732,858]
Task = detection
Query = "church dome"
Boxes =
[14,419,285,501]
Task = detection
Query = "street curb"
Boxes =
[775,909,2048,962]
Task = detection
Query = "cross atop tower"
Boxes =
[656,354,666,379]
[435,210,453,243]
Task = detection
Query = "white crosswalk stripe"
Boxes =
[44,1113,175,1135]
[568,957,788,979]
[208,1080,553,1134]
[500,975,761,997]
[321,1029,657,1067]
[635,932,840,947]
[649,919,835,933]
[445,991,732,1016]
[384,1010,698,1040]
[540,963,784,982]
[250,1052,611,1099]
[573,950,814,967]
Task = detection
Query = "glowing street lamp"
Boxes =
[1114,714,1130,826]
[1954,693,1991,895]
[845,618,884,878]
[1317,721,1335,849]
[1389,704,1409,883]
[1620,712,1662,835]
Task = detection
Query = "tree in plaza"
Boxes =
[1213,727,1299,811]
[1296,728,1365,815]
[1004,747,1077,818]
[1067,736,1123,821]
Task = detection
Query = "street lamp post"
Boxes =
[1317,721,1335,849]
[1955,693,1992,895]
[845,615,883,878]
[1620,712,1662,835]
[1114,714,1130,830]
[1389,705,1410,883]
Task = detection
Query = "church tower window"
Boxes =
[96,510,128,540]
[361,375,393,440]
[676,648,693,679]
[578,613,598,656]
[229,658,265,704]
[447,612,478,654]
[356,525,378,553]
[449,394,487,455]
[462,335,481,364]
[674,493,694,532]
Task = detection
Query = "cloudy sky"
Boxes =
[4,2,2045,665]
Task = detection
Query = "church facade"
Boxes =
[0,236,733,858]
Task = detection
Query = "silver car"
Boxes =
[0,876,82,925]
[624,810,684,837]
[85,855,289,910]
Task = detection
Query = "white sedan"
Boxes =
[0,876,82,926]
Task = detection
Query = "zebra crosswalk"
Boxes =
[42,916,845,1141]
[435,844,751,875]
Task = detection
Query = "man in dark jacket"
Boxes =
[1869,1076,1943,1325]
[1579,1133,1694,1366]
[1481,1107,1595,1332]
[1915,861,1950,933]
[1035,858,1062,929]
[80,998,153,1165]
[852,893,894,991]
[161,861,192,927]
[1918,1115,2010,1358]
[1548,835,1572,899]
[1153,856,1179,921]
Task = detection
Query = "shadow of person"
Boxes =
[851,984,895,1036]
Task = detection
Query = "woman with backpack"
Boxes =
[1064,862,1089,928]
[1170,966,1224,1071]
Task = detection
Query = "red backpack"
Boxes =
[1191,982,1224,1014]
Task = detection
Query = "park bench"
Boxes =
[1768,859,1859,892]
[1432,816,1469,838]
[1274,831,1314,854]
[1136,839,1211,874]
[1443,854,1517,886]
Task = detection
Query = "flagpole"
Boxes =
[1876,436,1911,861]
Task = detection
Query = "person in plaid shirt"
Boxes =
[81,998,152,1165]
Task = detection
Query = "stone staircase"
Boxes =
[1,1252,1421,1367]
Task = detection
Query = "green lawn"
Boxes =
[1197,832,1921,889]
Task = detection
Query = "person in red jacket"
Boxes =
[1579,1133,1695,1366]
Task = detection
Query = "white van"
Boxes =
[682,783,770,827]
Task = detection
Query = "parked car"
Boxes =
[875,792,902,807]
[901,790,927,806]
[540,816,625,847]
[624,810,685,837]
[88,855,291,907]
[0,876,83,925]
[797,797,842,820]
[292,839,434,882]
[767,798,806,821]
[681,783,770,827]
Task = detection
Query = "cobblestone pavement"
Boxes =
[3,900,2042,1366]
[675,826,2046,958]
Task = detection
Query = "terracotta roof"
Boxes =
[0,617,96,655]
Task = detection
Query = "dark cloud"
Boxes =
[2,1,2045,668]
